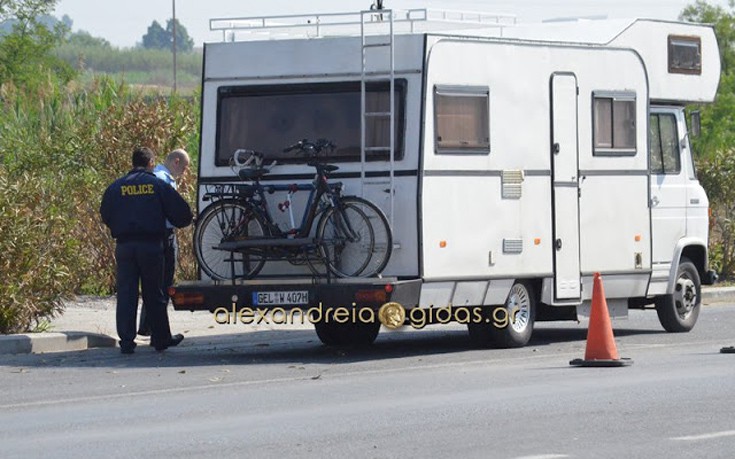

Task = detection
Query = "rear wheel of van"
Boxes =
[655,257,701,332]
[313,317,380,347]
[467,281,536,348]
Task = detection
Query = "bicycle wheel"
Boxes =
[194,200,267,280]
[317,201,374,278]
[339,196,393,276]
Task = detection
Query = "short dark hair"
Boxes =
[132,147,154,168]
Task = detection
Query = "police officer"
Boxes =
[137,148,191,336]
[100,147,193,354]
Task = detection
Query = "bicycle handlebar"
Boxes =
[232,149,277,171]
[283,139,335,155]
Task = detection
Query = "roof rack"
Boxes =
[209,8,517,41]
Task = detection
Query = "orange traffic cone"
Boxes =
[570,272,633,367]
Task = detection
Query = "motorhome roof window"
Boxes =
[649,113,681,175]
[434,85,490,155]
[214,81,405,166]
[592,93,636,156]
[668,35,702,75]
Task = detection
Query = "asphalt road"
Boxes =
[2,304,735,458]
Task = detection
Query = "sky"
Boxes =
[53,0,732,48]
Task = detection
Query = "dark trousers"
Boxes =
[138,232,176,333]
[115,240,172,350]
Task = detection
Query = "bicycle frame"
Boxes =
[202,168,344,240]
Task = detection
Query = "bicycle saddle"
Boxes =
[239,168,269,181]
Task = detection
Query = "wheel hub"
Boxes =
[507,285,530,333]
[674,277,697,318]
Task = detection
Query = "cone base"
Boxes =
[569,357,633,367]
[720,346,735,354]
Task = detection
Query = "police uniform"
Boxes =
[100,168,192,353]
[138,163,178,335]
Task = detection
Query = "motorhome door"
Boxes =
[550,73,582,300]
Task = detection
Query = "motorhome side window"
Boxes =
[649,113,681,174]
[668,35,702,75]
[592,93,636,156]
[434,86,490,154]
[215,81,406,166]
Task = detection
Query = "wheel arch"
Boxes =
[668,238,707,294]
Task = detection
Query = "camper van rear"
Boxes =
[172,12,719,348]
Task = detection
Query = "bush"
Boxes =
[697,150,735,280]
[0,170,80,333]
[0,76,200,333]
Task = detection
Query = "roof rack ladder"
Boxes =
[360,8,395,231]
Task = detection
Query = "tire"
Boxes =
[317,201,374,277]
[656,257,701,332]
[194,200,267,280]
[340,196,393,276]
[467,281,536,348]
[313,320,380,347]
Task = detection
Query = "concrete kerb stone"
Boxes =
[0,332,116,355]
[702,286,735,304]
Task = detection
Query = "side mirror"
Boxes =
[690,110,701,138]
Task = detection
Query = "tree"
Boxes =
[142,19,168,50]
[166,18,193,53]
[141,18,194,53]
[0,0,75,88]
[680,1,735,158]
[680,1,735,278]
[66,29,111,48]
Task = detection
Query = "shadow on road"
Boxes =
[2,322,667,370]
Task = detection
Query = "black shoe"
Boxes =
[152,333,184,351]
[137,328,151,337]
[169,333,184,347]
[120,347,135,355]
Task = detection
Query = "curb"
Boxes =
[0,332,116,355]
[702,286,735,303]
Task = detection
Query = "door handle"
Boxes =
[651,196,660,207]
[556,238,562,250]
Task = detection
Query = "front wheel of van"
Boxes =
[467,281,536,348]
[656,257,701,332]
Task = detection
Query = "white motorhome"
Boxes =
[172,9,720,348]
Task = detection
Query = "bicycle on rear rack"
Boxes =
[193,139,392,281]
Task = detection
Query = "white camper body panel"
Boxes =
[420,38,650,305]
[199,35,427,277]
[505,19,720,103]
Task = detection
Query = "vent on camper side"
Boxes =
[503,238,523,254]
[502,169,524,199]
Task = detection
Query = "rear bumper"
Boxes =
[170,278,422,312]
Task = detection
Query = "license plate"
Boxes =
[252,291,309,306]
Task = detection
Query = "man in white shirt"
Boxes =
[138,149,191,336]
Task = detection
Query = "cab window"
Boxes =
[649,113,681,175]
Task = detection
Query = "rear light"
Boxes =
[355,289,387,303]
[384,284,394,293]
[171,290,205,306]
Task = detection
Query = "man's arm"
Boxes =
[99,185,114,228]
[159,184,193,229]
